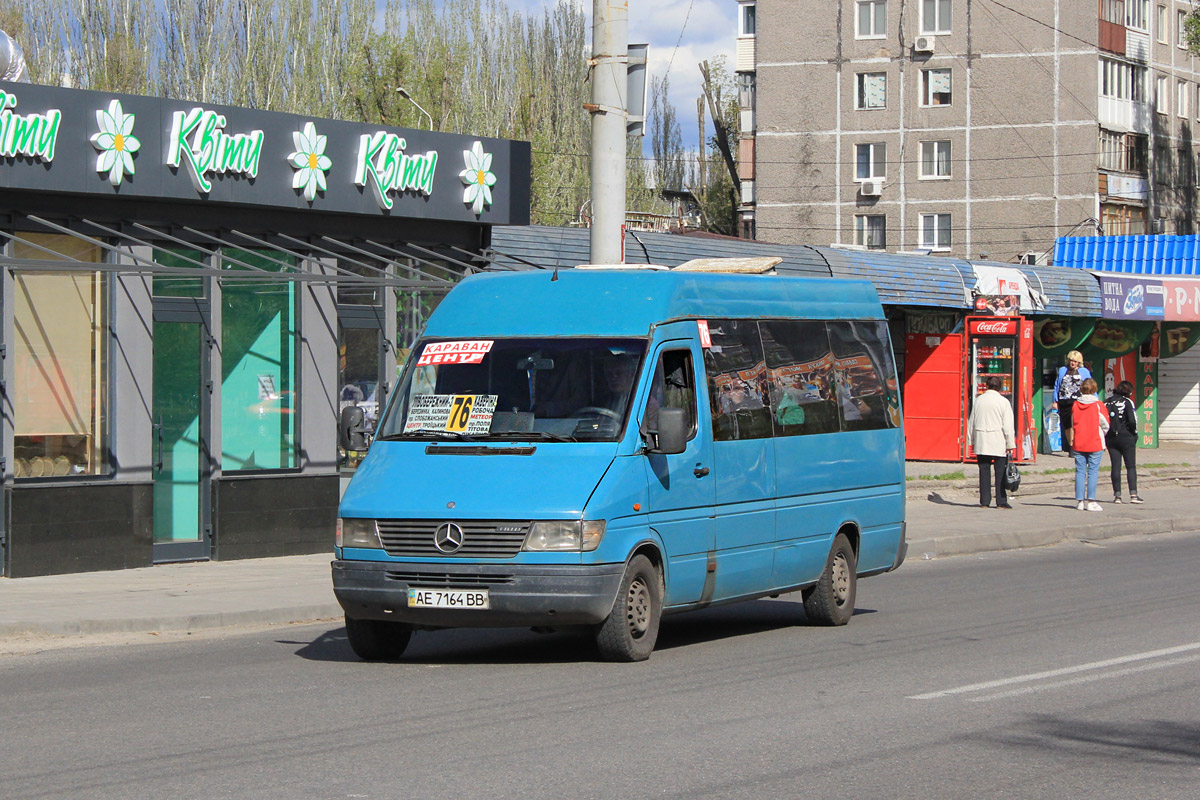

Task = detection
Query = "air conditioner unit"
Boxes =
[1019,251,1043,266]
[914,35,935,54]
[860,179,883,196]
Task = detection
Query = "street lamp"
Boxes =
[396,87,433,130]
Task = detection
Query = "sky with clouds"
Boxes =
[487,0,736,150]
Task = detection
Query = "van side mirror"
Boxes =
[339,405,369,451]
[647,407,687,455]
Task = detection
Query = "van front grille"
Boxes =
[375,519,530,558]
[384,571,516,587]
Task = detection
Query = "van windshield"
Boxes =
[376,337,647,442]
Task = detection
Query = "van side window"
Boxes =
[827,320,902,431]
[703,319,773,441]
[644,349,697,436]
[759,320,841,436]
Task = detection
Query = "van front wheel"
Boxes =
[596,555,662,662]
[802,533,857,626]
[345,615,413,661]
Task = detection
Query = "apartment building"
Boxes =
[736,0,1200,260]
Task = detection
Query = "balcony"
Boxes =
[1099,98,1153,134]
[1099,20,1126,54]
[736,36,756,72]
[1126,30,1149,62]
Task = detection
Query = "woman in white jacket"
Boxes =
[967,376,1017,508]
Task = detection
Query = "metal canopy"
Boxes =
[0,213,482,291]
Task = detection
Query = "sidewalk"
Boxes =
[1,445,1198,646]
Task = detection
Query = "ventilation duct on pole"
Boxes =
[0,30,30,83]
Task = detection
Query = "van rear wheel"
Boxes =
[802,533,857,626]
[345,615,413,660]
[596,555,662,662]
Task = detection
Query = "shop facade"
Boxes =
[0,80,529,577]
[1055,235,1200,446]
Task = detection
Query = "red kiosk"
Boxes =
[904,316,1036,463]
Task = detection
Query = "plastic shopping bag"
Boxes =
[1044,409,1061,453]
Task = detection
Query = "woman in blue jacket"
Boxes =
[1052,350,1091,452]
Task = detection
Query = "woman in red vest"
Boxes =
[1071,378,1110,511]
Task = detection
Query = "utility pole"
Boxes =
[587,1,628,264]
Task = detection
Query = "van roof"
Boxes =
[424,269,885,338]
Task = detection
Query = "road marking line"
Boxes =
[967,654,1200,702]
[907,641,1200,700]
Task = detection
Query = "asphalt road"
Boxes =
[3,531,1199,800]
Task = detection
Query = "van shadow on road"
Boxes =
[286,599,876,665]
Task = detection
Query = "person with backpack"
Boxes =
[1105,380,1143,504]
[1071,378,1110,511]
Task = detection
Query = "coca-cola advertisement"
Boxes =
[970,318,1019,336]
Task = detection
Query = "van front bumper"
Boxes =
[332,559,626,627]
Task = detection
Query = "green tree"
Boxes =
[1185,10,1200,54]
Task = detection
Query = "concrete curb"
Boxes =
[908,516,1198,559]
[0,604,344,640]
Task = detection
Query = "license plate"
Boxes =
[407,588,490,609]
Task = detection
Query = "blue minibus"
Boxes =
[333,265,906,661]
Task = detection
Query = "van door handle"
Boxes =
[694,465,710,478]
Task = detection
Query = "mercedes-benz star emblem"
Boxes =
[433,522,465,554]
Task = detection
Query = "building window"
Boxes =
[1099,60,1147,102]
[12,233,109,478]
[1179,147,1195,188]
[739,2,756,36]
[738,72,756,110]
[1156,74,1168,114]
[221,249,298,470]
[1101,203,1147,235]
[919,213,952,251]
[920,68,952,106]
[920,140,951,178]
[1179,80,1190,117]
[856,72,887,109]
[921,0,951,34]
[856,142,887,179]
[1179,9,1188,47]
[1099,129,1148,173]
[1157,4,1168,42]
[1126,0,1149,31]
[856,0,887,38]
[1102,0,1126,26]
[854,215,886,249]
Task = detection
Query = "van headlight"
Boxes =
[337,518,382,549]
[523,520,606,552]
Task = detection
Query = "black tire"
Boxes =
[802,533,857,626]
[345,615,413,661]
[596,554,663,662]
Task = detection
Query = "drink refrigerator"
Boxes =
[965,316,1036,463]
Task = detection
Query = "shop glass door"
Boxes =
[153,307,211,562]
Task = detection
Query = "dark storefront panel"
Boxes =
[6,484,153,577]
[212,474,338,561]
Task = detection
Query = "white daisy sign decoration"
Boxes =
[459,141,497,215]
[90,99,141,186]
[287,121,332,202]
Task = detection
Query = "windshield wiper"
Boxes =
[375,431,476,442]
[488,430,577,442]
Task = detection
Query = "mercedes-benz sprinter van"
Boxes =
[333,265,906,661]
